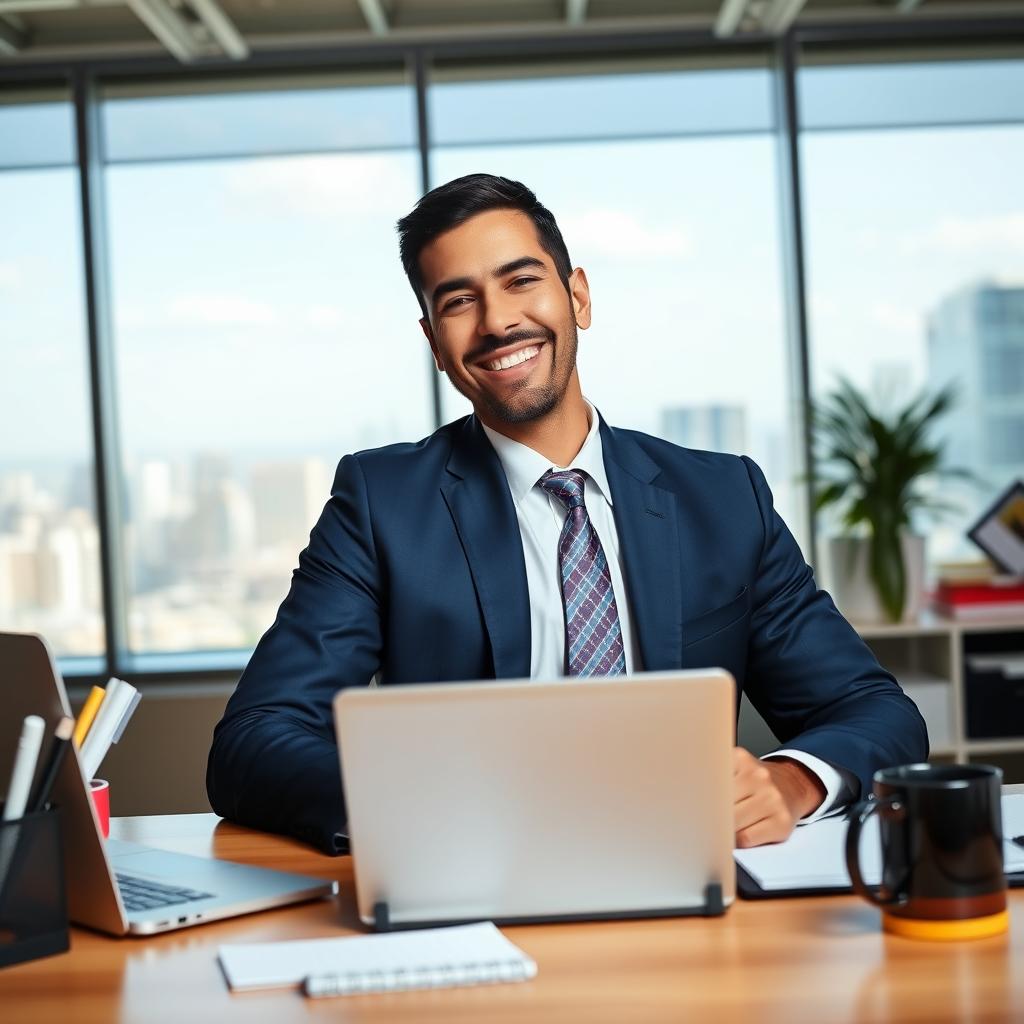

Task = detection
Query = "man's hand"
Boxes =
[733,747,827,848]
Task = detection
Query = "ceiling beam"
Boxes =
[895,0,925,11]
[714,0,748,38]
[356,0,388,35]
[189,0,248,59]
[760,0,809,34]
[0,14,26,53]
[125,0,200,62]
[566,0,588,25]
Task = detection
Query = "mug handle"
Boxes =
[845,795,907,907]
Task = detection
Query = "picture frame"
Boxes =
[967,479,1024,576]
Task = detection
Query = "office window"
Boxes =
[430,61,802,536]
[101,74,430,657]
[0,92,103,658]
[800,58,1024,561]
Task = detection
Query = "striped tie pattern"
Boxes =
[540,469,626,677]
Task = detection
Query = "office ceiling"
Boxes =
[0,0,1021,64]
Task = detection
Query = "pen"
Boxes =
[78,678,124,778]
[28,717,75,814]
[81,679,138,781]
[2,715,45,822]
[73,685,107,747]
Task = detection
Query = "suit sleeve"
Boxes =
[206,454,382,854]
[739,456,929,800]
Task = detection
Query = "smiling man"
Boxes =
[208,173,928,855]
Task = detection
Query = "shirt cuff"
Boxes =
[762,749,855,824]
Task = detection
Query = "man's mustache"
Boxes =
[466,328,555,363]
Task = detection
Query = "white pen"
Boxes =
[3,715,45,822]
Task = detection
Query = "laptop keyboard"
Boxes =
[115,872,216,913]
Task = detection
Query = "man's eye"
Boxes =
[442,296,472,311]
[510,276,538,287]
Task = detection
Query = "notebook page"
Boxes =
[218,921,536,992]
[1002,794,1024,871]
[736,794,1024,892]
[735,813,881,891]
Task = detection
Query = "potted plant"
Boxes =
[812,377,967,623]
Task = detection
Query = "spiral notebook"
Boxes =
[218,922,537,997]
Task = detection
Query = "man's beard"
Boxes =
[449,322,577,425]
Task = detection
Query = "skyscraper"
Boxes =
[927,280,1024,484]
[659,404,748,455]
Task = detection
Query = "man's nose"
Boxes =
[477,289,521,339]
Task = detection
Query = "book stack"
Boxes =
[933,562,1024,620]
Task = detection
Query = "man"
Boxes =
[207,174,927,855]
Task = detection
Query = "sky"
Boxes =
[2,61,1024,541]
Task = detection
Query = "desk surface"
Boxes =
[3,811,1024,1024]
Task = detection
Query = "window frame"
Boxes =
[1,18,1022,684]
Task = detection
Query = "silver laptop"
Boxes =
[1,632,337,935]
[334,670,736,930]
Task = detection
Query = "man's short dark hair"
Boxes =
[397,173,573,317]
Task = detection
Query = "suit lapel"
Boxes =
[441,416,532,679]
[600,419,683,671]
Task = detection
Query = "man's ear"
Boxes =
[569,267,592,330]
[420,317,444,372]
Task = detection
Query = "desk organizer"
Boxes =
[0,806,70,968]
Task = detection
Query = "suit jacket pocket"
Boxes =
[683,586,751,648]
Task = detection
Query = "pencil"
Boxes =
[73,685,106,747]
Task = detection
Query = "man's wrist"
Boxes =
[764,756,828,819]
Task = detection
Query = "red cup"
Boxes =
[89,778,110,838]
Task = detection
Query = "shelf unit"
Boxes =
[854,612,1024,765]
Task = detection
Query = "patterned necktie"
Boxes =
[539,469,626,677]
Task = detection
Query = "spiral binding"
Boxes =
[304,957,534,997]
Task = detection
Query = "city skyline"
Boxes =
[3,263,1016,659]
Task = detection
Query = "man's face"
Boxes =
[417,208,590,426]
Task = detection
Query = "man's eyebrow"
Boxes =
[493,256,546,278]
[430,256,547,308]
[431,276,473,306]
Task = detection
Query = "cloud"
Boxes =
[868,301,920,335]
[169,293,277,327]
[224,154,413,219]
[926,213,1024,252]
[115,304,153,330]
[304,304,349,330]
[0,262,23,289]
[559,208,694,260]
[851,214,1024,259]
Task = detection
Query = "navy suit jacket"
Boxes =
[207,414,928,853]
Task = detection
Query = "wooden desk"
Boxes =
[2,813,1023,1024]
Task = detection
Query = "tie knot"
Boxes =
[540,469,587,511]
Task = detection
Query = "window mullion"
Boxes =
[73,68,129,677]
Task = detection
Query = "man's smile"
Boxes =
[474,340,547,377]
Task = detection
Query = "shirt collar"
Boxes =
[480,399,614,507]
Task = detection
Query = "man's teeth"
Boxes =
[485,345,540,371]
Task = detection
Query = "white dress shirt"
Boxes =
[481,400,852,823]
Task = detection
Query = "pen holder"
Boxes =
[0,806,70,968]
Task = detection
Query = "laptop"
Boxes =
[334,669,736,930]
[0,632,337,936]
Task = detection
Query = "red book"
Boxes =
[935,582,1024,604]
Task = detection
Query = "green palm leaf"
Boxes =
[812,377,976,621]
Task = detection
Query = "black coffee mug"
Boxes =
[845,763,1008,940]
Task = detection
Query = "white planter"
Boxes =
[826,533,926,625]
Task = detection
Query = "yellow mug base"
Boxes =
[883,909,1009,941]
